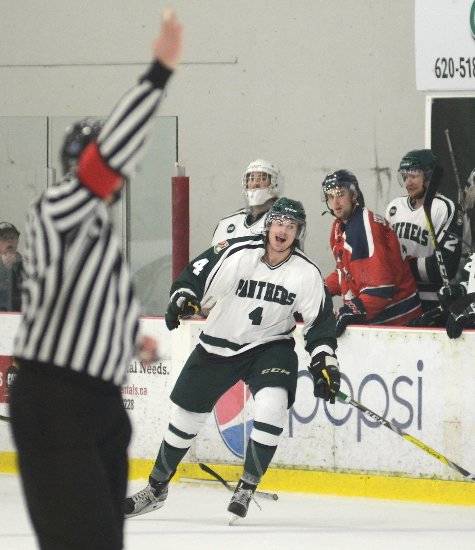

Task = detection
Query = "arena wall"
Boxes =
[1,314,474,505]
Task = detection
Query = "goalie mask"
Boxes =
[398,149,437,187]
[264,197,306,242]
[321,170,365,215]
[60,118,103,177]
[242,159,282,207]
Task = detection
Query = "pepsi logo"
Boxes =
[213,380,253,458]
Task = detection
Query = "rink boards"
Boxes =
[0,314,474,504]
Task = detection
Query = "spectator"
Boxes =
[385,149,462,314]
[323,170,422,337]
[211,159,282,245]
[0,222,22,312]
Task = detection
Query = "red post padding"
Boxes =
[172,170,189,280]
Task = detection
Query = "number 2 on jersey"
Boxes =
[248,306,263,325]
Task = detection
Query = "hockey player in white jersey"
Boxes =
[457,167,475,280]
[211,159,282,245]
[438,252,475,338]
[385,149,462,313]
[125,198,340,521]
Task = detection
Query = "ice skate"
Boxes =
[124,478,168,518]
[227,479,256,524]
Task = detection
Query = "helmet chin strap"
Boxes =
[323,196,358,218]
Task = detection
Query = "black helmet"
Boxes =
[398,149,437,182]
[60,118,102,176]
[322,169,365,208]
[0,221,20,241]
[264,197,306,241]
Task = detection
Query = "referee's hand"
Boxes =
[153,8,183,70]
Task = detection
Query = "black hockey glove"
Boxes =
[446,292,475,339]
[438,283,467,311]
[406,306,447,328]
[309,352,340,404]
[165,291,201,330]
[336,299,366,337]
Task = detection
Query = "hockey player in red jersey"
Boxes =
[323,170,422,336]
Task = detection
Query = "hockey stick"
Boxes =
[444,129,465,217]
[198,462,279,501]
[337,390,475,482]
[423,166,451,288]
[445,129,475,254]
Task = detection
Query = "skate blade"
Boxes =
[125,501,165,519]
[228,513,243,526]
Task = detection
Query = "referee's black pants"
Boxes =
[9,362,131,550]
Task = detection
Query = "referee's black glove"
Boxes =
[165,291,201,330]
[309,352,340,404]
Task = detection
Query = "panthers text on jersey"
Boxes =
[385,193,462,310]
[171,235,336,358]
[211,209,267,246]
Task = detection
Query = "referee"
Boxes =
[9,10,182,550]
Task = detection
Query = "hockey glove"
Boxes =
[309,352,340,404]
[446,292,475,339]
[336,299,366,337]
[406,306,447,328]
[165,291,201,330]
[438,283,467,311]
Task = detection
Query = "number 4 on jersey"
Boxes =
[192,258,209,275]
[248,306,263,325]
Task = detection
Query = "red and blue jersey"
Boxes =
[325,206,422,325]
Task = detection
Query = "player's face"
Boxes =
[402,170,425,200]
[326,187,355,221]
[246,171,271,190]
[267,218,299,253]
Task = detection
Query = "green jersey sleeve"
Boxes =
[170,235,264,304]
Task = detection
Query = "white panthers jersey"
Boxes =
[386,194,457,258]
[211,209,266,246]
[171,235,335,358]
[385,193,461,309]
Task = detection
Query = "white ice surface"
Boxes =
[1,474,474,550]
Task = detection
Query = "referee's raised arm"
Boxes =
[10,10,183,550]
[78,8,183,202]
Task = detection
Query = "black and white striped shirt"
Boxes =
[14,61,172,386]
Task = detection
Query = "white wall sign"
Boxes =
[416,0,475,90]
[1,315,474,482]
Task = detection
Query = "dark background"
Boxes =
[431,97,475,244]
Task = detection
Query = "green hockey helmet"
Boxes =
[398,149,437,185]
[264,197,306,240]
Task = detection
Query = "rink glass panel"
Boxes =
[0,115,177,316]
